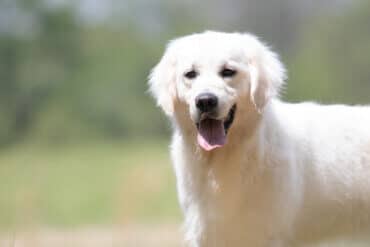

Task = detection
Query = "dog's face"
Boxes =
[149,31,286,151]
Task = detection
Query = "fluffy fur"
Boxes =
[149,31,370,246]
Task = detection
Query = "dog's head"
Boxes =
[149,31,286,151]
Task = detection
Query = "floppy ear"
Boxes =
[148,47,177,116]
[249,40,286,112]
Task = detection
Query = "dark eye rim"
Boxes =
[220,68,237,78]
[184,70,198,79]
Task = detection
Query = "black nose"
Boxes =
[195,93,218,113]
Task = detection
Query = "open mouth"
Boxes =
[196,104,236,151]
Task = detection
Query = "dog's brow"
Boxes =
[223,60,240,69]
[188,63,199,70]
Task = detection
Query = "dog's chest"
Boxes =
[180,153,279,246]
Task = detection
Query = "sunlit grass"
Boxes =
[0,140,180,228]
[1,141,370,246]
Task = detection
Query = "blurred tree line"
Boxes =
[0,0,83,145]
[0,0,369,146]
[287,1,370,104]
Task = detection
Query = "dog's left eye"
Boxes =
[184,70,198,79]
[220,68,237,78]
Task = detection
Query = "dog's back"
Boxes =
[271,101,370,244]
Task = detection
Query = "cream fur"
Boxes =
[149,31,370,246]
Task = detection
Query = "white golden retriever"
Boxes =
[149,31,370,246]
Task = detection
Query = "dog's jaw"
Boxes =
[195,104,236,151]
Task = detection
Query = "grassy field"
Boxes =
[0,224,183,247]
[0,140,181,228]
[1,140,370,246]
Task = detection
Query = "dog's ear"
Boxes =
[247,37,286,112]
[149,45,177,116]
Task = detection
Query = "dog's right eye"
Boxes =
[184,70,198,79]
[220,68,237,78]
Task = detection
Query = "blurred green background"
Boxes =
[0,0,369,246]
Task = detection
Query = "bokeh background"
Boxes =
[0,0,369,246]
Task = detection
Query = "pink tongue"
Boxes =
[197,119,226,151]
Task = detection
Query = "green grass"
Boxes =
[0,140,181,228]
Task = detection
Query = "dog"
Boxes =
[148,31,370,246]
